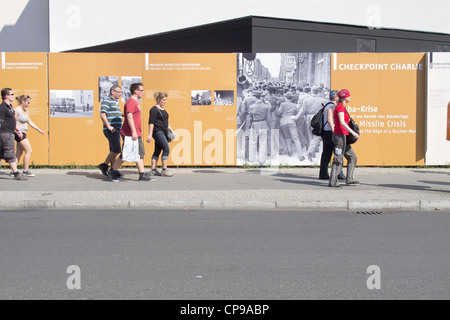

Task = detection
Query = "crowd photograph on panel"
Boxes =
[236,53,331,166]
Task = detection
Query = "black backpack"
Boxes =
[345,108,360,144]
[310,102,333,136]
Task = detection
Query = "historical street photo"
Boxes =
[50,90,94,118]
[191,90,212,105]
[214,90,234,106]
[122,76,143,102]
[236,53,331,166]
[99,76,119,102]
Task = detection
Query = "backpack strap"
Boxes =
[344,107,353,122]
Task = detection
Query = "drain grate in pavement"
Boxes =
[353,211,386,216]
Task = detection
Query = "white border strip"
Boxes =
[333,52,337,70]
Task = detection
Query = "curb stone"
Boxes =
[1,200,450,211]
[129,200,202,209]
[348,200,420,211]
[276,201,348,210]
[420,200,450,211]
[202,200,276,210]
[54,200,129,209]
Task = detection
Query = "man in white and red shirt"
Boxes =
[107,83,154,182]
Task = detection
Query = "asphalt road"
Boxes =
[0,208,449,300]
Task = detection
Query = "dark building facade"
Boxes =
[71,16,450,54]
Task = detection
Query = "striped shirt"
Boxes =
[100,96,122,131]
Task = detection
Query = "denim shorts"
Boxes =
[15,132,27,142]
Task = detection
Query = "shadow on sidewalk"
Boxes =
[192,170,226,174]
[66,171,105,180]
[417,180,450,187]
[365,183,449,194]
[413,170,450,176]
[245,169,318,180]
[275,178,324,187]
[66,170,145,182]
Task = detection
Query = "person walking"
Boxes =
[13,95,44,177]
[0,88,26,180]
[147,91,175,177]
[107,83,154,182]
[98,85,123,176]
[319,90,346,180]
[328,89,359,187]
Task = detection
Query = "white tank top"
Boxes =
[14,108,30,134]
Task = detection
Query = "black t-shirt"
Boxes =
[148,105,169,133]
[0,101,16,134]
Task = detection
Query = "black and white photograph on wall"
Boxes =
[191,90,212,105]
[236,53,331,166]
[122,76,142,102]
[214,90,235,106]
[99,76,119,102]
[50,90,94,118]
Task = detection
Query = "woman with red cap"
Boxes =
[329,89,359,187]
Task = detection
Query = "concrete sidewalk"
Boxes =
[0,167,449,211]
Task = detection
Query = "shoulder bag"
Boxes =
[345,108,360,144]
[156,107,175,142]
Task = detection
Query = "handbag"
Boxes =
[345,109,360,145]
[156,107,175,142]
[122,136,140,163]
[166,129,175,142]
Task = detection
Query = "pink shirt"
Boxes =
[120,98,142,137]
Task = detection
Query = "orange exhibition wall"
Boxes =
[143,53,237,166]
[0,52,428,166]
[331,53,426,166]
[47,52,236,166]
[48,53,143,165]
[0,52,49,165]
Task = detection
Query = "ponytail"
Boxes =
[16,95,30,105]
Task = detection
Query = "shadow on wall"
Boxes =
[0,0,49,52]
